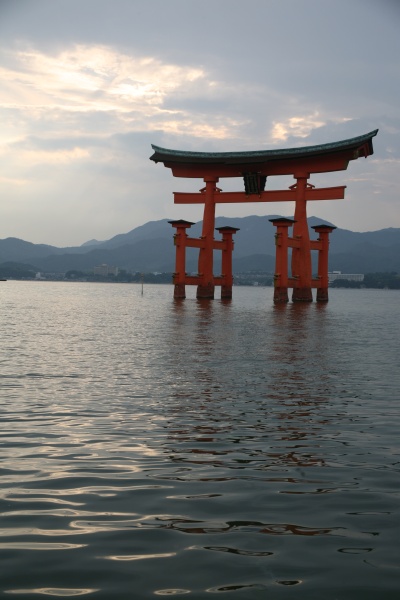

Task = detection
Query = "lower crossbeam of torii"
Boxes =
[150,129,378,302]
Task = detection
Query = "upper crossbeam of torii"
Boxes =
[150,129,378,302]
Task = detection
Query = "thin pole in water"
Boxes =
[141,273,144,295]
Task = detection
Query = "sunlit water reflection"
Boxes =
[1,282,399,598]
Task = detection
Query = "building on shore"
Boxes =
[93,264,119,277]
[328,271,364,284]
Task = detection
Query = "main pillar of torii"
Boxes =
[150,130,377,301]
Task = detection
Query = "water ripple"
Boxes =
[1,283,399,598]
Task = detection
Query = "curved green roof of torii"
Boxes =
[150,129,378,165]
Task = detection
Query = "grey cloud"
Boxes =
[0,0,399,244]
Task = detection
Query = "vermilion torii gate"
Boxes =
[150,130,377,302]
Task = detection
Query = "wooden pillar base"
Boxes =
[197,283,215,299]
[174,283,186,299]
[273,286,289,303]
[316,288,329,302]
[221,285,232,299]
[292,287,313,302]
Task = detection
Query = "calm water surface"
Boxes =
[0,282,399,599]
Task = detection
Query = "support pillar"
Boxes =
[312,224,336,302]
[270,218,295,303]
[197,177,218,299]
[169,219,195,299]
[216,226,240,299]
[291,175,313,302]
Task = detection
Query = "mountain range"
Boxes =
[1,215,399,274]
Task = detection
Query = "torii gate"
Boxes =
[150,130,377,302]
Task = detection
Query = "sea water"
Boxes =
[0,281,399,599]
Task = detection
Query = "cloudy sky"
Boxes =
[0,0,399,246]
